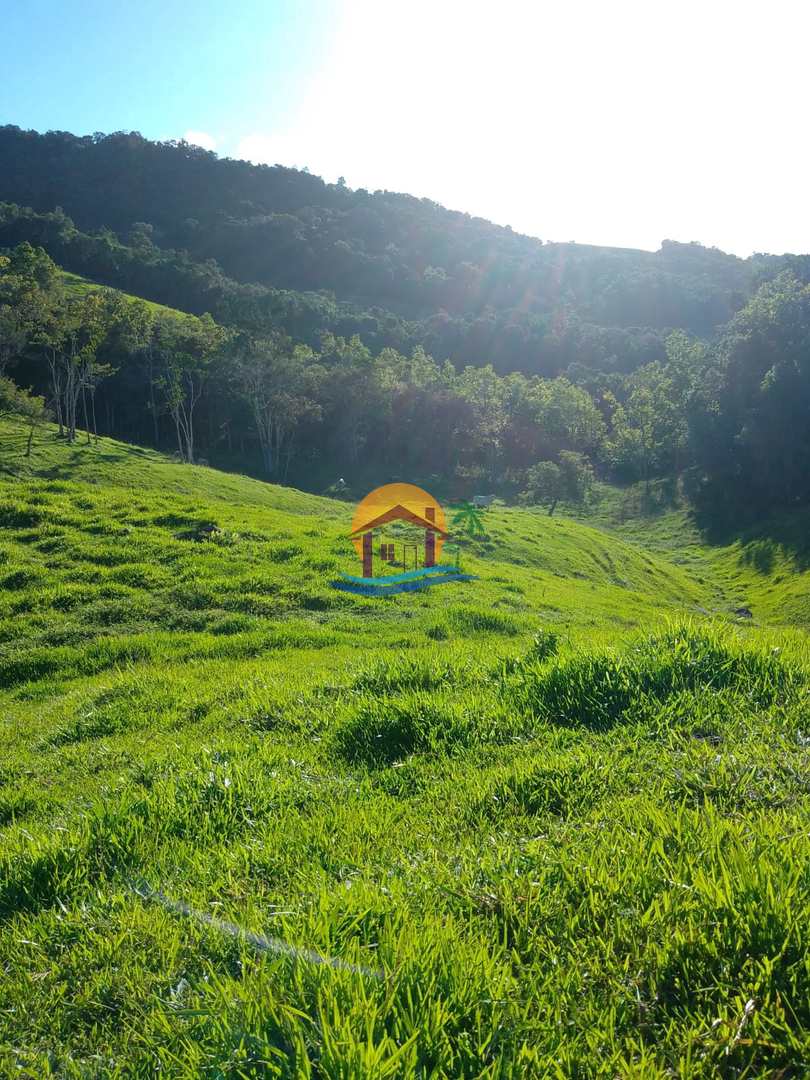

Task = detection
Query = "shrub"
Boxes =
[494,629,560,677]
[508,625,803,730]
[351,655,462,694]
[448,608,519,636]
[334,693,476,765]
[526,628,559,663]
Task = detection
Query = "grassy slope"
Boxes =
[60,270,191,319]
[578,482,810,630]
[1,420,809,1078]
[55,268,810,632]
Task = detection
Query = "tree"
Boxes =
[154,314,226,463]
[41,293,107,443]
[502,375,606,474]
[456,365,507,480]
[687,273,810,518]
[522,461,563,515]
[318,334,377,469]
[558,450,594,505]
[522,452,593,515]
[233,336,321,477]
[0,299,26,377]
[109,299,159,444]
[35,289,127,444]
[0,243,57,376]
[0,376,48,456]
[605,363,686,495]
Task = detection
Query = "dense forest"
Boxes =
[2,124,810,523]
[0,126,754,330]
[4,124,794,377]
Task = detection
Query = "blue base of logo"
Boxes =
[330,564,476,596]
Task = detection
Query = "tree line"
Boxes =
[3,125,787,384]
[4,240,810,525]
[0,201,680,381]
[0,126,751,332]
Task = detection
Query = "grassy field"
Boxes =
[60,272,192,320]
[1,419,809,1078]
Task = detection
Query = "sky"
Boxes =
[4,0,810,256]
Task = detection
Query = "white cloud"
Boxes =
[183,129,217,152]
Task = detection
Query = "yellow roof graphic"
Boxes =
[350,483,447,557]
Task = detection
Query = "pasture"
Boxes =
[1,420,809,1077]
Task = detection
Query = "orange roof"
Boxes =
[349,503,449,537]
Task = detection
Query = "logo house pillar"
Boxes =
[362,531,373,578]
[424,506,436,567]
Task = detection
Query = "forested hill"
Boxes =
[0,125,777,356]
[4,123,810,526]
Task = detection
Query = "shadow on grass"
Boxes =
[0,428,134,478]
[689,499,810,573]
[608,477,682,524]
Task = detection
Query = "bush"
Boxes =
[508,625,802,730]
[351,655,462,694]
[334,693,478,765]
[448,608,519,636]
[526,628,559,663]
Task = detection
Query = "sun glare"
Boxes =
[235,0,810,256]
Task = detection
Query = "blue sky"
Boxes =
[4,1,810,256]
[3,0,338,148]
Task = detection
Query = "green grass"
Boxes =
[576,479,810,630]
[2,418,810,1077]
[60,270,192,319]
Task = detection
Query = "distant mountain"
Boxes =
[0,125,781,378]
[5,125,810,522]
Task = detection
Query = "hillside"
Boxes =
[0,126,750,324]
[3,125,791,384]
[5,130,810,529]
[2,422,810,1075]
[60,269,190,319]
[577,486,810,630]
[0,417,714,661]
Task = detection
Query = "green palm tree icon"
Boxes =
[451,501,487,539]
